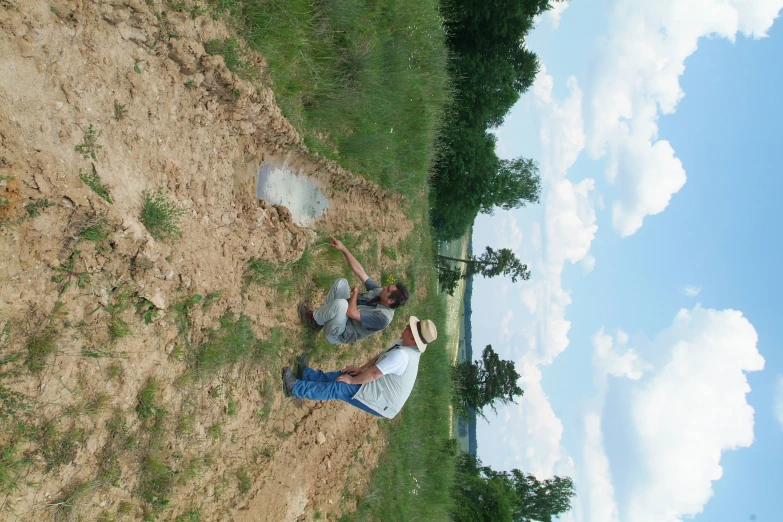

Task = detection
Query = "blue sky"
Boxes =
[470,1,783,521]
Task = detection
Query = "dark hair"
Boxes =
[389,282,409,309]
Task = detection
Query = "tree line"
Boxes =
[431,0,565,240]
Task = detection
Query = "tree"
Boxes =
[438,246,531,283]
[451,452,576,522]
[480,157,541,214]
[453,345,523,418]
[511,472,575,522]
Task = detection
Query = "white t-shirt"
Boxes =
[376,348,409,376]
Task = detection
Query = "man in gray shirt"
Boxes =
[300,236,410,344]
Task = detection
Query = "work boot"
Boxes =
[298,303,322,332]
[294,353,308,379]
[281,367,296,398]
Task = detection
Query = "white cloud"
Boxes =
[500,309,514,341]
[592,328,650,380]
[581,253,596,274]
[682,284,702,297]
[496,213,524,251]
[775,375,783,432]
[583,414,621,522]
[588,0,783,236]
[543,1,570,29]
[627,306,764,522]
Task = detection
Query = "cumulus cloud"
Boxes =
[500,309,514,341]
[543,1,570,29]
[496,213,524,251]
[592,328,650,381]
[775,375,783,432]
[682,284,702,297]
[588,0,783,236]
[627,306,764,522]
[583,414,621,522]
[581,253,596,274]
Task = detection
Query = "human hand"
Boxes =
[330,235,345,251]
[336,373,355,384]
[342,365,362,376]
[351,284,360,297]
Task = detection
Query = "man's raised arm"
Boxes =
[330,235,369,283]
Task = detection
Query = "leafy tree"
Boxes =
[480,157,541,214]
[438,246,530,282]
[453,345,523,418]
[452,453,576,522]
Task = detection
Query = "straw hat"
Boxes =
[409,316,437,352]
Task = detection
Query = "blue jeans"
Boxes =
[292,368,382,417]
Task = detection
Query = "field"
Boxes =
[0,0,455,521]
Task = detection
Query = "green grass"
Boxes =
[208,0,450,198]
[78,217,110,249]
[140,189,184,242]
[79,168,113,204]
[236,466,251,495]
[52,479,95,521]
[190,313,259,377]
[0,443,25,492]
[204,38,256,79]
[138,454,176,509]
[25,327,57,373]
[136,378,164,420]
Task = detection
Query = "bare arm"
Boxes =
[336,365,383,385]
[342,356,378,376]
[331,235,369,283]
[346,284,361,321]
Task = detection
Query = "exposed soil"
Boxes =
[0,1,413,520]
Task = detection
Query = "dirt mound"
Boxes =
[0,1,412,520]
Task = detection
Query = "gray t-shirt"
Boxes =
[339,278,394,343]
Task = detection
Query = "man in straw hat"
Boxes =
[282,316,437,419]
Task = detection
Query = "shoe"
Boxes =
[294,353,308,379]
[298,303,323,332]
[282,367,296,398]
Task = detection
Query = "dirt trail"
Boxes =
[0,1,412,520]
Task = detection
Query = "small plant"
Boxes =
[25,327,57,374]
[79,168,113,204]
[176,508,203,522]
[106,361,123,381]
[184,80,196,89]
[84,392,110,416]
[118,501,134,515]
[136,378,163,420]
[243,258,276,289]
[202,290,223,311]
[138,454,176,508]
[52,251,91,294]
[35,421,84,474]
[113,101,127,120]
[0,443,24,492]
[204,38,255,79]
[226,390,237,416]
[134,58,142,74]
[24,198,56,219]
[236,467,251,495]
[140,189,184,242]
[75,124,103,161]
[78,217,110,246]
[108,285,133,342]
[52,478,95,521]
[207,422,223,439]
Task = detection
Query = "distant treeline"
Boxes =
[431,0,560,240]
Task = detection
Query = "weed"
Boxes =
[207,422,223,439]
[253,327,283,362]
[78,217,110,247]
[191,313,257,377]
[24,198,56,219]
[140,189,184,242]
[118,501,134,515]
[25,326,57,373]
[236,467,251,495]
[201,290,223,311]
[51,251,91,294]
[256,380,274,422]
[0,443,24,492]
[243,257,275,289]
[96,410,135,486]
[51,478,95,521]
[226,390,237,416]
[134,58,142,74]
[106,361,124,381]
[169,344,184,362]
[138,454,175,508]
[176,508,203,522]
[204,38,255,79]
[185,79,196,88]
[382,246,398,260]
[79,167,113,204]
[114,101,127,120]
[176,411,195,436]
[136,378,164,420]
[75,124,103,161]
[84,392,110,416]
[34,421,84,474]
[108,286,133,342]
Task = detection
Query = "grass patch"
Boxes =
[204,38,255,79]
[0,443,25,492]
[52,479,95,521]
[190,313,257,377]
[33,421,85,475]
[138,454,176,509]
[236,466,251,495]
[140,189,184,242]
[136,378,164,420]
[79,168,113,204]
[113,101,128,121]
[25,327,57,374]
[24,198,56,219]
[210,0,450,199]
